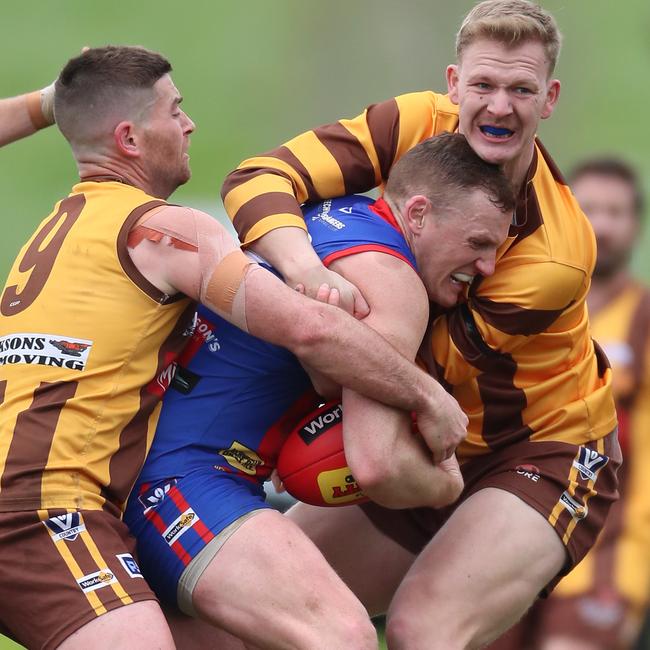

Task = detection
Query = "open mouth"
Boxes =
[450,272,474,285]
[480,125,514,139]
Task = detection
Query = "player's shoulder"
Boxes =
[394,90,459,121]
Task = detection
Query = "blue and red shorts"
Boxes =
[123,467,271,606]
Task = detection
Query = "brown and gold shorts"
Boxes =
[0,509,157,650]
[362,430,621,593]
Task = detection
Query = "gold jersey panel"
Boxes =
[0,181,194,515]
[555,282,650,607]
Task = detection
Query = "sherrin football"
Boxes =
[276,401,368,507]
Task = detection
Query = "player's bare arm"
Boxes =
[330,250,465,506]
[0,83,55,147]
[127,204,467,448]
[250,226,369,319]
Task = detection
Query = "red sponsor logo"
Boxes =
[49,339,91,357]
[515,464,541,482]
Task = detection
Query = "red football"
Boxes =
[276,401,368,507]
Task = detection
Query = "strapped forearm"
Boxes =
[0,84,56,148]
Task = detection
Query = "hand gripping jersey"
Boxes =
[135,196,413,487]
[0,181,195,515]
[222,90,617,457]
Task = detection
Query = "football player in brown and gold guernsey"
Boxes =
[221,1,620,647]
[488,160,650,650]
[0,46,471,649]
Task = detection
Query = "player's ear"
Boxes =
[404,195,430,233]
[446,64,460,103]
[541,79,561,120]
[114,121,139,157]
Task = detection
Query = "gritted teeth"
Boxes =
[451,272,474,284]
[480,125,513,137]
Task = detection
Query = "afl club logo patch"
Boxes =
[43,512,86,542]
[573,447,609,482]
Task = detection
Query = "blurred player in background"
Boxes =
[221,1,619,647]
[488,158,650,650]
[123,133,513,650]
[0,47,469,650]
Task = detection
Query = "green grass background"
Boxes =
[0,1,648,648]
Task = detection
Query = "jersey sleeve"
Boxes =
[221,91,459,245]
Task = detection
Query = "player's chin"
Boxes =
[469,133,518,164]
[178,167,192,185]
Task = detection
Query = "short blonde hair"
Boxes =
[456,0,562,74]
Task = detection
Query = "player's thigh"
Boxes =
[0,509,163,650]
[192,508,376,648]
[164,604,252,650]
[388,488,567,649]
[287,500,416,616]
[58,600,173,650]
[124,470,274,610]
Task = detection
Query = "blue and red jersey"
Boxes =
[135,196,415,486]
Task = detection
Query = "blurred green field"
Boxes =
[0,1,649,648]
[1,0,649,281]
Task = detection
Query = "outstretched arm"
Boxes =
[0,83,55,147]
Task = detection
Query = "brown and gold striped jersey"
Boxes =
[0,181,194,515]
[554,280,650,607]
[221,91,616,454]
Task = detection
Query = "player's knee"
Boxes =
[293,606,376,650]
[335,611,377,650]
[386,599,473,650]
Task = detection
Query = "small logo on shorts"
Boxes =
[138,478,177,513]
[77,569,117,593]
[515,464,541,482]
[559,491,588,520]
[163,508,197,546]
[42,512,86,542]
[116,553,143,579]
[573,447,609,482]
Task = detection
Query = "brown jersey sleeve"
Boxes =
[221,91,459,245]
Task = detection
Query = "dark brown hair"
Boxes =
[55,46,172,141]
[385,132,515,215]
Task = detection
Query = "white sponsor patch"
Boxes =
[0,333,93,370]
[560,491,588,520]
[117,553,143,579]
[77,569,117,593]
[163,508,197,546]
